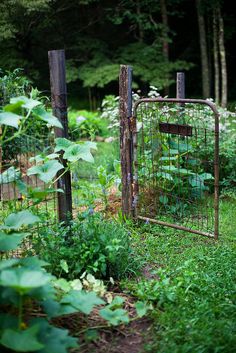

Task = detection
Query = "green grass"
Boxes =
[122,197,236,353]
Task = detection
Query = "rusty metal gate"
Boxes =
[131,98,219,239]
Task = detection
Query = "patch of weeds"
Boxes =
[32,212,140,280]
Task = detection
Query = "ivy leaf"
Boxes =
[0,231,28,251]
[0,111,21,128]
[0,325,44,352]
[33,106,63,129]
[61,290,105,315]
[27,160,64,183]
[0,268,50,294]
[55,138,73,152]
[3,210,40,230]
[99,307,129,326]
[0,166,21,184]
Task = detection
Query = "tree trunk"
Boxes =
[218,8,227,108]
[196,0,210,98]
[213,10,220,105]
[160,0,169,95]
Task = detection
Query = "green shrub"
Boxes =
[68,109,108,140]
[33,213,137,280]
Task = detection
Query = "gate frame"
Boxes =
[119,65,219,240]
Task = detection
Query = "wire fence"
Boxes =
[0,134,58,227]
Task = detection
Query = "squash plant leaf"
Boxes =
[11,96,41,111]
[33,106,63,129]
[0,112,21,128]
[55,138,73,152]
[3,210,40,229]
[0,166,21,184]
[99,307,129,326]
[61,290,105,315]
[0,268,50,293]
[63,144,94,163]
[27,160,64,183]
[30,318,78,353]
[0,325,44,352]
[0,231,28,251]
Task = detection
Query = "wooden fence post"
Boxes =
[176,72,185,99]
[48,49,72,223]
[119,65,133,218]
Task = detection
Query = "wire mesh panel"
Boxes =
[0,134,58,228]
[132,98,219,239]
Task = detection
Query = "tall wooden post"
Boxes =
[119,65,133,218]
[48,49,72,223]
[176,72,185,99]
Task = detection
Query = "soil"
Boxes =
[54,291,152,353]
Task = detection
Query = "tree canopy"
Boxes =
[0,0,235,105]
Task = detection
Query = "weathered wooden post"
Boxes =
[48,49,72,223]
[119,65,133,218]
[176,72,185,99]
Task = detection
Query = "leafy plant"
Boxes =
[68,109,108,140]
[32,212,137,280]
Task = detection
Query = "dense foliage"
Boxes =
[0,0,235,104]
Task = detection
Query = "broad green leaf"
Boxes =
[0,325,44,352]
[30,318,78,353]
[0,111,21,128]
[0,258,20,271]
[99,307,129,326]
[11,96,41,110]
[0,231,28,251]
[27,187,63,201]
[0,313,18,330]
[4,100,25,113]
[54,278,71,293]
[135,301,149,318]
[3,210,40,229]
[107,296,124,310]
[83,141,97,151]
[0,167,20,184]
[27,160,64,183]
[33,106,63,128]
[20,257,49,270]
[0,268,50,293]
[55,138,73,152]
[63,144,94,163]
[61,290,105,315]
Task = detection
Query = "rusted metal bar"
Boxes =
[137,216,214,238]
[133,98,219,115]
[48,49,72,224]
[119,65,133,218]
[214,112,220,240]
